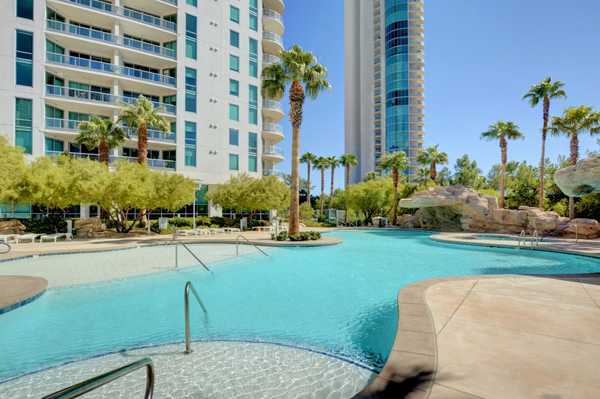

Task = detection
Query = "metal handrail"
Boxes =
[517,230,525,249]
[0,242,10,254]
[236,235,269,257]
[531,231,538,250]
[541,224,578,242]
[41,358,154,399]
[175,242,211,272]
[184,281,208,354]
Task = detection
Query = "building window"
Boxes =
[249,38,258,78]
[249,14,258,31]
[229,129,239,146]
[229,104,239,121]
[185,67,197,113]
[248,155,257,172]
[17,0,34,20]
[230,30,239,48]
[230,6,239,23]
[163,95,177,106]
[249,85,258,125]
[249,132,257,172]
[230,55,239,72]
[229,154,239,171]
[186,0,197,6]
[229,79,239,96]
[186,14,197,59]
[163,41,177,52]
[249,61,257,78]
[45,138,64,152]
[15,98,32,154]
[185,122,196,167]
[16,30,33,87]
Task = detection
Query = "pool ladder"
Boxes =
[0,242,10,254]
[236,235,269,256]
[175,242,211,272]
[517,230,538,250]
[184,281,208,354]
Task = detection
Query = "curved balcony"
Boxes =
[262,32,284,55]
[110,155,175,170]
[46,20,176,60]
[262,100,284,121]
[263,169,285,179]
[123,127,176,144]
[262,54,281,69]
[262,123,284,143]
[263,0,284,15]
[262,9,284,36]
[262,146,284,162]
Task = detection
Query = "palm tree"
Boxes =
[262,44,331,236]
[379,151,409,226]
[300,152,316,204]
[523,77,567,208]
[416,144,449,181]
[117,95,171,165]
[75,115,128,166]
[480,121,525,209]
[416,167,431,183]
[313,156,329,215]
[327,156,339,209]
[363,171,380,182]
[547,106,600,219]
[339,153,358,223]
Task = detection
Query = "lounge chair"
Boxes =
[223,227,241,234]
[192,228,211,235]
[177,229,198,237]
[208,228,225,235]
[16,234,41,243]
[0,234,19,243]
[39,233,73,243]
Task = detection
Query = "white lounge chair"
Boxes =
[192,228,211,235]
[16,234,41,243]
[209,228,225,235]
[223,227,241,234]
[39,233,73,243]
[177,229,198,237]
[0,234,19,243]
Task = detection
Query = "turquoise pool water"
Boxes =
[1,230,599,382]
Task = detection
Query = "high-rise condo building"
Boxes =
[0,0,285,217]
[345,0,425,184]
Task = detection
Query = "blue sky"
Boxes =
[274,0,600,190]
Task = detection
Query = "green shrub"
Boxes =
[18,217,71,234]
[275,231,288,241]
[289,234,301,241]
[317,214,326,222]
[209,224,220,229]
[300,232,311,241]
[309,231,321,240]
[210,217,238,227]
[299,202,315,220]
[196,216,212,227]
[168,217,192,227]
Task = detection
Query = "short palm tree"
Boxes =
[379,151,409,226]
[327,156,339,209]
[480,121,525,209]
[75,115,129,166]
[313,156,329,215]
[416,167,431,183]
[262,44,331,236]
[363,171,380,182]
[547,106,600,219]
[300,152,316,204]
[523,77,567,208]
[339,153,358,222]
[117,95,171,165]
[416,144,448,181]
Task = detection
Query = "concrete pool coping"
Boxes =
[355,272,600,399]
[0,276,48,315]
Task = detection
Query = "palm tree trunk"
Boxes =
[306,162,311,205]
[288,81,305,237]
[500,137,507,209]
[539,95,550,209]
[345,164,350,223]
[137,123,148,165]
[392,167,398,226]
[99,141,110,166]
[329,167,335,209]
[430,162,436,181]
[568,134,579,220]
[320,167,325,215]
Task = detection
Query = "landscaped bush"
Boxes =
[17,217,73,234]
[271,230,321,241]
[317,214,326,222]
[168,217,193,228]
[289,234,301,241]
[209,217,239,228]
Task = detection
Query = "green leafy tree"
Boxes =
[480,121,525,208]
[299,202,315,220]
[504,162,541,209]
[75,115,129,165]
[486,160,520,191]
[523,77,567,208]
[363,171,380,182]
[0,135,31,206]
[416,144,448,181]
[451,155,485,190]
[313,156,329,214]
[327,156,339,209]
[346,177,395,226]
[117,95,170,165]
[379,151,409,225]
[547,105,600,219]
[415,167,431,183]
[436,167,452,187]
[339,153,358,223]
[261,44,332,236]
[299,152,316,203]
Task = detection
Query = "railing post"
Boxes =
[184,282,192,354]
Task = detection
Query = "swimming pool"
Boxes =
[1,230,599,389]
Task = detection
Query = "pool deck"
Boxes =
[0,276,47,314]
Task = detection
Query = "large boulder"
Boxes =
[554,155,600,197]
[0,220,26,234]
[401,186,599,239]
[74,217,106,238]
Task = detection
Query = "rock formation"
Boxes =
[400,186,599,238]
[0,220,26,234]
[554,155,600,197]
[74,217,106,238]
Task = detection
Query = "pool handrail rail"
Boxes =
[41,358,155,399]
[175,242,211,272]
[531,230,538,250]
[236,235,269,257]
[0,242,10,254]
[541,224,577,242]
[517,230,525,249]
[184,281,208,354]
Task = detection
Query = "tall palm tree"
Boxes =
[480,121,525,209]
[416,144,449,181]
[523,77,567,208]
[379,151,409,226]
[313,156,329,215]
[416,167,431,183]
[300,151,316,204]
[75,115,128,166]
[339,153,358,223]
[262,44,331,236]
[547,106,600,219]
[116,95,171,165]
[363,171,380,182]
[327,156,339,209]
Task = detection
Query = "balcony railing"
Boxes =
[110,155,175,170]
[262,123,283,134]
[263,169,285,178]
[263,9,283,24]
[262,31,283,46]
[46,151,100,160]
[263,146,284,157]
[46,20,177,59]
[123,127,176,143]
[58,0,177,32]
[410,118,423,123]
[262,100,284,112]
[262,54,281,64]
[46,52,177,87]
[117,96,176,114]
[45,117,85,131]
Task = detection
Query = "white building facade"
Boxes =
[344,0,424,185]
[0,0,285,218]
